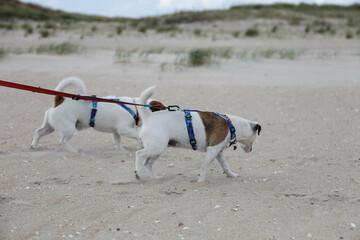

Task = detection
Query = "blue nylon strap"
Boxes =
[212,112,236,147]
[184,109,197,150]
[119,104,139,125]
[89,95,97,128]
[113,98,139,125]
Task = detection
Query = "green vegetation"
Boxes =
[116,25,124,35]
[245,28,259,37]
[113,48,137,63]
[0,47,6,59]
[187,48,233,66]
[21,23,33,35]
[312,20,336,34]
[91,25,97,32]
[156,25,181,33]
[138,26,147,34]
[0,0,131,22]
[33,42,81,55]
[271,25,278,33]
[346,30,354,39]
[133,3,360,28]
[188,48,213,66]
[232,31,240,38]
[0,22,14,30]
[39,29,50,38]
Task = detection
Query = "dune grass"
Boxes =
[0,48,6,59]
[0,0,131,22]
[32,42,81,55]
[185,48,233,66]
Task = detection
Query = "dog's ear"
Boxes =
[255,124,261,135]
[251,122,261,135]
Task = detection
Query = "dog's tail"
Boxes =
[55,76,86,94]
[138,86,156,122]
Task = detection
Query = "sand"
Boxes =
[0,23,360,240]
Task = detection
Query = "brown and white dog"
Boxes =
[135,86,261,182]
[31,77,164,153]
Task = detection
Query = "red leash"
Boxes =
[0,79,166,109]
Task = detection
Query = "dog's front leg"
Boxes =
[198,147,218,182]
[216,151,239,178]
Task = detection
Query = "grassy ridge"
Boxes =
[1,0,359,24]
[135,3,360,27]
[230,3,360,11]
[0,0,131,22]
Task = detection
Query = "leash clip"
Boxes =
[167,105,180,111]
[72,94,81,100]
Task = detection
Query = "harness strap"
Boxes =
[212,112,236,147]
[119,103,139,125]
[89,95,97,127]
[184,110,197,150]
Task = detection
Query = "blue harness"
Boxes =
[183,110,236,150]
[116,102,139,125]
[89,96,139,128]
[184,110,197,150]
[212,112,236,147]
[89,96,97,127]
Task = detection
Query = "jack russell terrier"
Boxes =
[31,77,164,153]
[135,86,261,182]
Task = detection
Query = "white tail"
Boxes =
[137,86,156,122]
[55,76,86,94]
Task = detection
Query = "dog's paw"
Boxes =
[226,172,239,178]
[153,175,163,180]
[135,171,140,180]
[197,177,206,182]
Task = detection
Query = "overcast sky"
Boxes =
[19,0,360,18]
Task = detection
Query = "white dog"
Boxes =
[135,86,261,182]
[31,77,164,153]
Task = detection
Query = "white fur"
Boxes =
[136,86,260,182]
[31,77,154,153]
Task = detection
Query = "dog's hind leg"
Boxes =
[112,132,123,150]
[144,155,161,179]
[216,151,239,178]
[31,110,54,149]
[59,128,78,153]
[198,147,219,182]
[118,127,140,143]
[135,139,167,179]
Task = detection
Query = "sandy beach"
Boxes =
[1,15,360,240]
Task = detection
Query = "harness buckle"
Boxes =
[167,105,180,111]
[185,115,192,120]
[230,126,236,133]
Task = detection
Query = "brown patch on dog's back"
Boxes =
[149,100,165,112]
[54,96,64,108]
[199,112,229,146]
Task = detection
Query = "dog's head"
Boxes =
[148,100,166,112]
[236,119,261,153]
